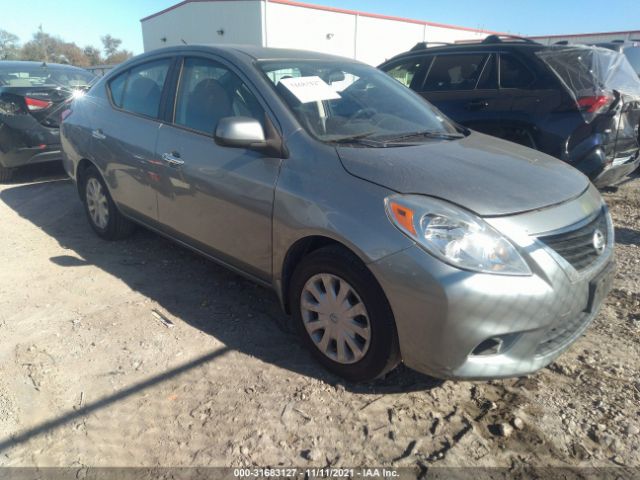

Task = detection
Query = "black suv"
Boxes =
[0,61,95,182]
[379,36,640,187]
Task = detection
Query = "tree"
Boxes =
[101,34,122,58]
[84,45,103,66]
[0,29,19,60]
[105,50,133,65]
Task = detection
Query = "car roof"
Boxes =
[134,44,359,64]
[0,60,88,71]
[381,38,546,64]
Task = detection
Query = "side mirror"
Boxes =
[214,116,267,149]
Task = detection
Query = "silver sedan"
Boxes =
[60,45,615,382]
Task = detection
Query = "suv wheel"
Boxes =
[81,166,135,240]
[289,245,400,382]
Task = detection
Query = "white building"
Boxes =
[140,0,500,66]
[530,30,640,46]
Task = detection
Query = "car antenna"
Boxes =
[181,38,188,45]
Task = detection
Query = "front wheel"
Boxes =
[81,166,135,240]
[289,245,400,382]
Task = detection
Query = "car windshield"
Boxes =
[258,60,461,145]
[0,65,95,89]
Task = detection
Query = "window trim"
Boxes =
[497,52,537,90]
[105,56,178,122]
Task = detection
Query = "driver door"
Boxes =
[154,56,283,281]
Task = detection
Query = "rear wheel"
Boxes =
[0,165,14,183]
[81,166,135,240]
[289,245,400,382]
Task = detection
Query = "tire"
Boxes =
[0,165,13,183]
[81,165,135,240]
[289,245,400,382]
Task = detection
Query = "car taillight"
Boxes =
[577,95,613,114]
[25,96,53,112]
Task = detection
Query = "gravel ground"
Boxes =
[0,163,638,474]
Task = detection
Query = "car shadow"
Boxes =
[0,176,442,396]
[3,162,69,185]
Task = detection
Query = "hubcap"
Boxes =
[86,177,109,229]
[300,273,371,364]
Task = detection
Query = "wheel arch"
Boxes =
[279,234,377,315]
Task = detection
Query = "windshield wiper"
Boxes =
[383,130,465,142]
[327,131,385,146]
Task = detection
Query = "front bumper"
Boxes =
[370,187,615,380]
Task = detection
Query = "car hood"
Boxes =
[336,132,589,217]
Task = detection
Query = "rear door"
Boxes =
[154,55,283,280]
[90,58,173,223]
[417,52,511,134]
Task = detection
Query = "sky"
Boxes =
[1,0,639,54]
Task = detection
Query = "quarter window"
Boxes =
[174,57,264,135]
[108,59,171,118]
[423,54,488,91]
[499,54,535,88]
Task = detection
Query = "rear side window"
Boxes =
[499,54,535,88]
[423,54,488,91]
[382,57,430,89]
[108,59,171,118]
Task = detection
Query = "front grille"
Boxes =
[538,210,608,271]
[535,311,593,356]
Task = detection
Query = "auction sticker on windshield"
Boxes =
[279,76,341,103]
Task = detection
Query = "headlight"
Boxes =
[385,195,531,276]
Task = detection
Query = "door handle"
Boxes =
[91,129,106,140]
[161,151,185,167]
[466,100,489,111]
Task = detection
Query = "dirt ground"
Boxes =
[0,163,638,474]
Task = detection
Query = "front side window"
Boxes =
[174,57,264,134]
[423,54,488,91]
[259,60,460,145]
[382,57,429,88]
[499,54,535,88]
[108,59,171,118]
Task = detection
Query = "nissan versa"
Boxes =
[60,46,616,382]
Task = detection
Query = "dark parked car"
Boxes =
[379,36,640,187]
[61,45,615,382]
[594,40,640,78]
[0,61,95,182]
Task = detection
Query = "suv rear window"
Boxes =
[423,54,488,91]
[499,54,534,88]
